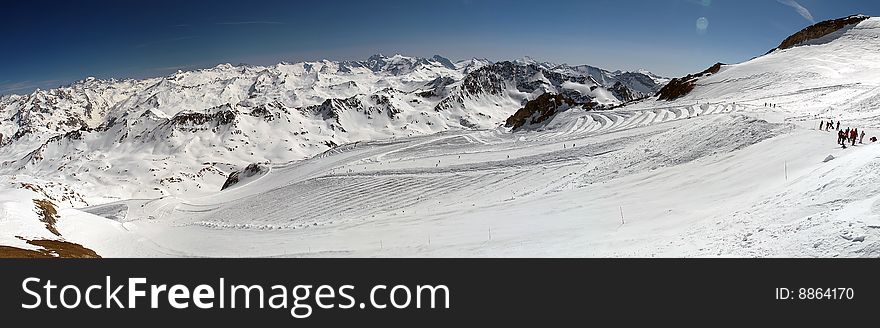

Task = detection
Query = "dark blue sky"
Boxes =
[2,0,878,95]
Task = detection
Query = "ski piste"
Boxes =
[3,15,880,258]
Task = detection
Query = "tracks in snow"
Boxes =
[127,102,745,231]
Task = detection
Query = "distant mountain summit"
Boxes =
[0,54,667,203]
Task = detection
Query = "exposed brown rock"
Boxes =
[655,63,724,101]
[0,239,100,258]
[771,15,869,53]
[505,93,578,130]
[33,199,60,236]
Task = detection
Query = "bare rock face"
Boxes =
[505,93,579,130]
[771,15,869,53]
[221,163,267,190]
[0,239,101,258]
[655,63,724,101]
[610,81,639,102]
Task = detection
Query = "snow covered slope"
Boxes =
[0,55,665,205]
[639,15,880,126]
[7,15,880,258]
[0,182,157,257]
[83,15,879,258]
[81,102,763,257]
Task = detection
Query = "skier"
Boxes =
[820,121,824,130]
[837,121,841,130]
[860,131,866,144]
[838,130,845,145]
[828,120,834,131]
[852,129,858,146]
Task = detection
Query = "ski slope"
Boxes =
[74,101,878,258]
[6,17,880,257]
[632,17,880,126]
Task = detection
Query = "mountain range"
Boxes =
[5,14,880,258]
[0,54,667,204]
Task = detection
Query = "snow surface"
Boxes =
[4,18,880,257]
[74,104,880,257]
[0,54,662,205]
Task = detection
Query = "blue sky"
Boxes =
[1,0,878,95]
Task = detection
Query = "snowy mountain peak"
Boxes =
[361,53,435,75]
[431,55,456,69]
[513,56,557,69]
[0,53,670,204]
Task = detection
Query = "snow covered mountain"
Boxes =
[0,54,665,205]
[9,14,880,258]
[643,14,880,125]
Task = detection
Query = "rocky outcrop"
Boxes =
[221,163,267,190]
[770,15,869,53]
[0,239,100,258]
[656,63,724,101]
[369,95,401,119]
[505,93,580,130]
[33,199,60,236]
[435,61,598,112]
[304,94,401,122]
[610,81,640,102]
[167,105,237,132]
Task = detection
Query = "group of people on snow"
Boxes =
[837,128,863,147]
[822,119,868,148]
[819,119,839,132]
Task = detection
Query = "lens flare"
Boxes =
[696,17,709,35]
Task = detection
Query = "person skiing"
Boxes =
[837,121,841,130]
[838,130,845,145]
[852,129,858,146]
[860,131,866,144]
[820,121,825,130]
